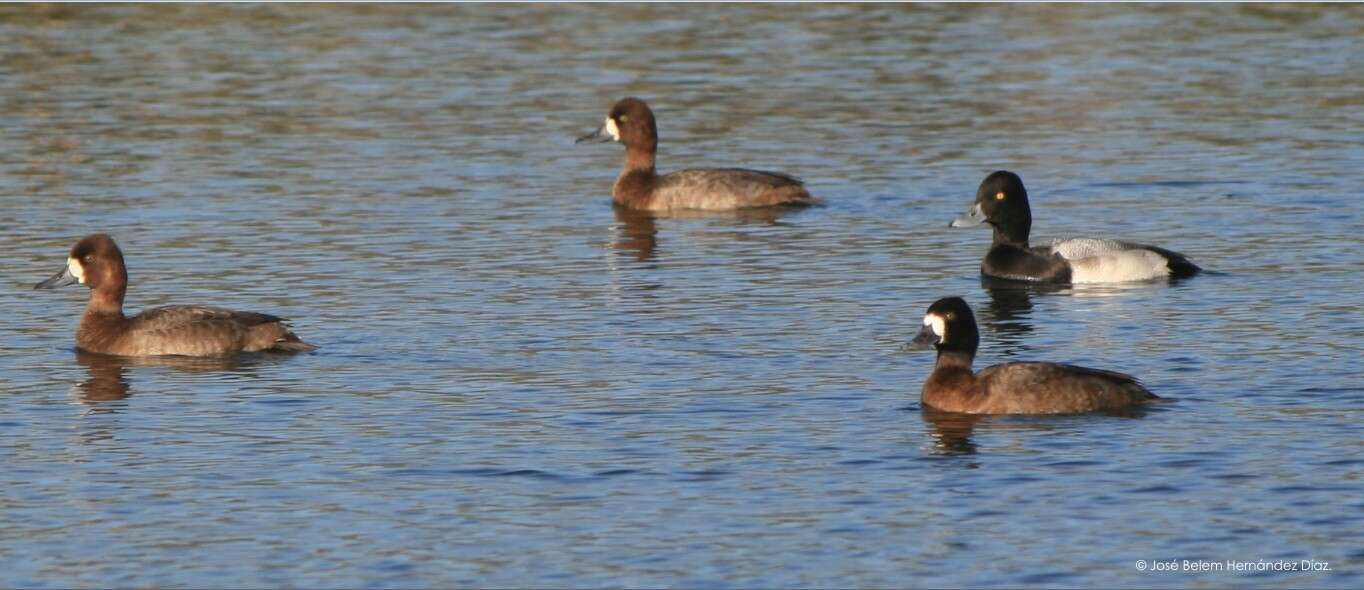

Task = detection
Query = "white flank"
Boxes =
[1063,248,1169,283]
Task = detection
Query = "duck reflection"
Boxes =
[977,277,1072,358]
[611,205,807,262]
[921,408,986,455]
[75,351,132,403]
[920,405,1156,455]
[612,206,660,262]
[72,350,263,407]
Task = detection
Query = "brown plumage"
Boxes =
[35,234,317,357]
[578,97,821,211]
[909,297,1157,414]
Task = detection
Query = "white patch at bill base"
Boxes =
[924,313,947,339]
[67,257,86,284]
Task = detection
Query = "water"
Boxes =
[2,4,1362,588]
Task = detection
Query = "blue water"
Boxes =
[2,4,1361,588]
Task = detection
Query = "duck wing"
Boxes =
[976,361,1157,413]
[124,305,312,356]
[652,168,820,210]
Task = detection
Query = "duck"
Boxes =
[576,97,821,211]
[950,171,1200,283]
[908,297,1158,414]
[34,233,317,357]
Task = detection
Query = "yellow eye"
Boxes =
[995,192,1006,200]
[619,114,630,123]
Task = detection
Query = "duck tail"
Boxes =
[1144,245,1202,279]
[1168,257,1201,279]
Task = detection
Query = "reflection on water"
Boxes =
[977,279,1043,358]
[976,276,1205,360]
[923,405,1159,457]
[74,351,133,404]
[922,409,985,455]
[611,205,814,262]
[71,350,287,408]
[612,207,660,262]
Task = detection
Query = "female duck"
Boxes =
[909,297,1158,414]
[576,97,821,211]
[950,171,1200,283]
[35,234,316,357]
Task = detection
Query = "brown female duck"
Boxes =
[35,234,316,357]
[576,97,821,211]
[909,297,1157,414]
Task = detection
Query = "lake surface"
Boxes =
[2,4,1361,588]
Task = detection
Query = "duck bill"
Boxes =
[575,123,614,144]
[949,202,987,228]
[907,324,941,350]
[35,265,78,289]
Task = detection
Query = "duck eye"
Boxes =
[83,255,94,263]
[995,192,1006,200]
[619,114,630,123]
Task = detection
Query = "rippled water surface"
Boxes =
[2,4,1362,588]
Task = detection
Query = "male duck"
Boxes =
[951,171,1200,283]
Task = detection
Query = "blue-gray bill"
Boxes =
[950,202,987,228]
[34,266,77,289]
[906,323,940,350]
[575,124,613,144]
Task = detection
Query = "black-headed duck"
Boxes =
[950,171,1200,283]
[576,97,821,211]
[35,234,317,357]
[908,297,1158,414]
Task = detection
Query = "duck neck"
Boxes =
[992,222,1025,246]
[934,349,976,372]
[924,349,983,412]
[85,286,126,318]
[614,149,658,208]
[991,219,1030,249]
[623,147,656,174]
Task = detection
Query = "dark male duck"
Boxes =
[576,97,821,211]
[951,171,1200,283]
[35,233,317,357]
[909,297,1158,414]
